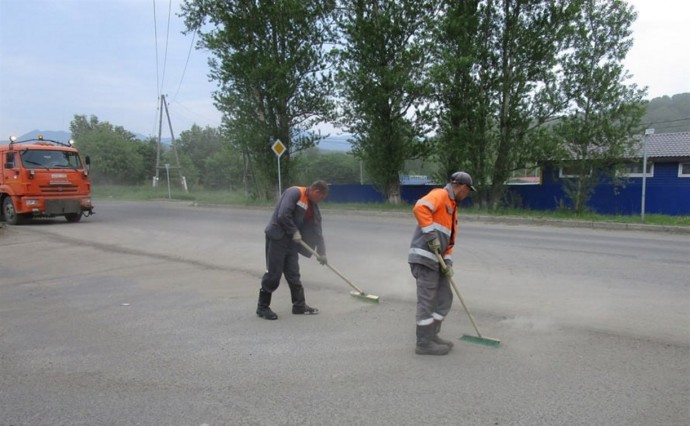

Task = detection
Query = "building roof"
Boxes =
[632,131,690,159]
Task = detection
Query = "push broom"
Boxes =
[435,251,500,347]
[298,240,380,303]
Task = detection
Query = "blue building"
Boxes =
[326,132,690,216]
[508,132,690,216]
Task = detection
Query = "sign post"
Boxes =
[271,139,286,197]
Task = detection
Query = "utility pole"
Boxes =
[153,94,188,195]
[640,128,654,221]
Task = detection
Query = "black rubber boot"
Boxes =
[432,320,454,349]
[292,304,319,315]
[256,289,278,320]
[290,284,318,314]
[415,324,450,355]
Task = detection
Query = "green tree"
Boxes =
[175,124,234,189]
[137,137,159,183]
[335,0,438,203]
[430,0,491,188]
[430,0,574,208]
[69,115,152,185]
[554,0,646,214]
[485,0,574,209]
[180,0,337,199]
[294,148,361,184]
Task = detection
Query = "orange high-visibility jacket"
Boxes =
[408,185,457,269]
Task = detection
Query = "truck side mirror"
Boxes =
[85,156,91,169]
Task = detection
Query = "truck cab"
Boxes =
[1,135,93,225]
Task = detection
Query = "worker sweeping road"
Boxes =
[256,180,329,320]
[408,172,475,355]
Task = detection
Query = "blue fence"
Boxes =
[507,162,690,216]
[327,184,473,207]
[327,162,690,216]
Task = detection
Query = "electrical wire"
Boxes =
[160,0,172,95]
[151,0,173,137]
[152,0,172,101]
[655,123,690,131]
[167,97,214,126]
[153,0,160,100]
[151,0,161,136]
[171,29,197,102]
[642,116,690,126]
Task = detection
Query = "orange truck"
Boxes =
[1,135,94,225]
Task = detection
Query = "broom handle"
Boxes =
[435,252,484,338]
[298,240,366,294]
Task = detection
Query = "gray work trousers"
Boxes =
[410,263,453,325]
[260,235,306,306]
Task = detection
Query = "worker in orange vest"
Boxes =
[408,172,475,355]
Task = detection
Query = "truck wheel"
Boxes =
[2,197,24,225]
[65,213,82,223]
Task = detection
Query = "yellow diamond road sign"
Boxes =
[272,140,286,157]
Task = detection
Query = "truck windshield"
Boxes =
[20,149,83,169]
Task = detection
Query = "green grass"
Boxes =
[92,184,690,227]
[92,184,273,206]
[465,207,690,227]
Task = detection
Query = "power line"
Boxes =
[642,116,690,126]
[657,123,690,131]
[160,0,172,94]
[152,0,175,136]
[167,97,218,127]
[151,0,172,97]
[171,29,197,102]
[152,1,204,134]
[152,0,160,100]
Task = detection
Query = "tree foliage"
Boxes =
[335,0,438,203]
[430,0,490,186]
[483,0,575,208]
[174,124,243,190]
[66,0,656,211]
[70,115,154,185]
[430,0,577,208]
[180,0,337,199]
[553,0,646,214]
[294,148,362,184]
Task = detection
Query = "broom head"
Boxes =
[460,334,501,347]
[349,290,380,303]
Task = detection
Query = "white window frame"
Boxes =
[506,165,541,185]
[621,161,654,178]
[559,166,592,178]
[679,162,690,178]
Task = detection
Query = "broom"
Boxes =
[435,251,500,347]
[298,240,380,303]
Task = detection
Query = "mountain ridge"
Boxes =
[1,130,351,151]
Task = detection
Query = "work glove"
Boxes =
[317,255,328,265]
[442,260,454,278]
[427,237,441,253]
[292,230,302,242]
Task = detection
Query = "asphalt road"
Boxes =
[1,200,688,426]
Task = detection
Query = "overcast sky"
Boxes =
[1,0,688,138]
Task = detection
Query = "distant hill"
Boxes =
[642,93,690,133]
[0,130,171,145]
[0,129,350,151]
[0,130,72,145]
[316,134,351,152]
